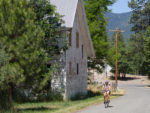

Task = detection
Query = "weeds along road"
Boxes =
[75,78,150,113]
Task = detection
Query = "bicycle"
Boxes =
[104,93,110,108]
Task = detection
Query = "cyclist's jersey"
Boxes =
[104,85,109,91]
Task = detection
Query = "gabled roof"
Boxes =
[50,0,78,28]
[50,0,95,57]
[77,0,95,57]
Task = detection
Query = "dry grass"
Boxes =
[111,88,126,96]
[88,85,101,93]
[88,84,125,96]
[16,85,125,113]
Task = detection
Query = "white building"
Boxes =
[50,0,95,99]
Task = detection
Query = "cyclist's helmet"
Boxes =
[105,80,109,84]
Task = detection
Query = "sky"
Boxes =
[109,0,132,13]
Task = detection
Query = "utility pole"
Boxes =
[110,27,124,87]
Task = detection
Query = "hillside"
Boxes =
[105,12,133,40]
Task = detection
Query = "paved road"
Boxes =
[76,80,150,113]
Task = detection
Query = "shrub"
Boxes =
[47,91,63,101]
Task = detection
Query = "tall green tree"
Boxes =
[84,0,114,72]
[26,0,67,98]
[144,27,150,78]
[126,33,145,75]
[128,0,149,75]
[0,0,51,110]
[0,42,14,110]
[109,32,130,77]
[128,0,150,33]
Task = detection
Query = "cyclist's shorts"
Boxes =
[103,90,111,94]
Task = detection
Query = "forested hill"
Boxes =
[106,12,133,40]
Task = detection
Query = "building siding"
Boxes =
[65,8,88,99]
[51,0,88,99]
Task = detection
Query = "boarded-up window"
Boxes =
[69,62,72,75]
[77,63,79,75]
[76,32,79,48]
[69,31,72,47]
[82,45,84,59]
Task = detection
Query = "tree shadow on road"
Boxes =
[17,106,58,112]
[110,76,140,81]
[111,94,124,96]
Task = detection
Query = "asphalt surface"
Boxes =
[76,79,150,113]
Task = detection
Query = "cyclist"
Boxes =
[102,80,111,103]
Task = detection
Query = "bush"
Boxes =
[13,88,33,103]
[87,90,101,98]
[13,88,63,102]
[47,91,63,101]
[71,93,87,100]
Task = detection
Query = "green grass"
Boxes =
[15,95,118,113]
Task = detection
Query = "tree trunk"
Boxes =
[0,89,13,111]
[0,83,14,112]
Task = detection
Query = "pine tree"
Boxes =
[128,0,150,32]
[109,32,130,77]
[0,0,51,110]
[128,0,148,75]
[126,34,145,75]
[26,0,67,98]
[144,27,150,78]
